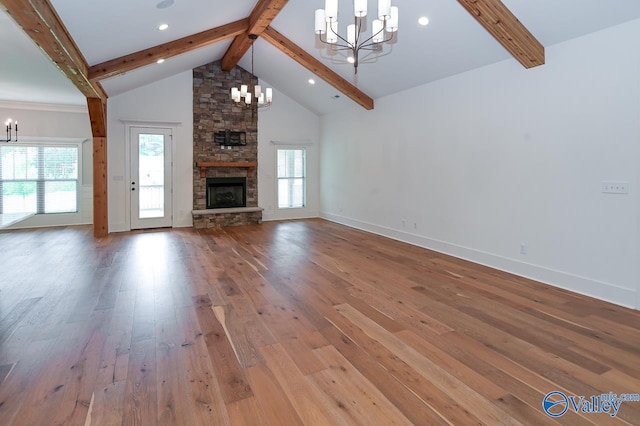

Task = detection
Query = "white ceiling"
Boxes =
[0,10,85,106]
[2,1,640,115]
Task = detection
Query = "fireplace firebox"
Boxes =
[206,177,247,209]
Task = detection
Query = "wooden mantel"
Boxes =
[196,161,258,178]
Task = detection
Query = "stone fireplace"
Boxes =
[206,177,246,209]
[192,60,263,228]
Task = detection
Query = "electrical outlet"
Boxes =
[602,182,629,194]
[520,244,528,255]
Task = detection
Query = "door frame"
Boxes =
[123,120,181,231]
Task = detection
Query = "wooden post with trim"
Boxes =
[87,98,108,238]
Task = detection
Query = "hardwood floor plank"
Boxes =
[95,292,135,386]
[335,303,523,425]
[0,338,55,424]
[259,343,351,425]
[0,221,638,425]
[51,310,113,425]
[0,297,42,345]
[192,296,254,404]
[423,330,592,426]
[86,381,127,426]
[323,304,485,425]
[226,396,265,426]
[213,304,265,368]
[122,338,157,425]
[0,363,15,386]
[156,316,197,425]
[246,363,305,425]
[457,304,612,374]
[175,306,231,426]
[395,329,509,400]
[311,345,414,426]
[279,337,325,375]
[320,325,451,425]
[416,300,634,424]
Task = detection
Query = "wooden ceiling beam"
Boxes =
[220,35,254,72]
[457,0,544,68]
[261,26,374,110]
[221,0,288,71]
[0,0,106,100]
[89,19,249,81]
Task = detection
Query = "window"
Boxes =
[277,148,306,209]
[0,144,79,214]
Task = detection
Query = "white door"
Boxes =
[130,127,173,229]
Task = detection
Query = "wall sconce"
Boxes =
[2,119,18,142]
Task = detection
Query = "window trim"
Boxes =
[276,147,307,210]
[0,138,84,215]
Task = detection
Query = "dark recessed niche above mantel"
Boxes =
[214,130,246,146]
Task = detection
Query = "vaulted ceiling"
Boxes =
[2,0,640,115]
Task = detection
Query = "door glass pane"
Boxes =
[138,134,165,218]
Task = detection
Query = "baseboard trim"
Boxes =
[321,212,637,310]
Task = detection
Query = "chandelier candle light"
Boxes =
[230,34,273,107]
[2,118,18,142]
[315,0,398,74]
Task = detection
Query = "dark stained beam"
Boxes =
[89,19,249,81]
[261,26,374,110]
[221,0,288,71]
[87,98,108,238]
[457,0,544,68]
[0,0,106,100]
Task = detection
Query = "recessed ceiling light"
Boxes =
[157,58,165,64]
[308,78,315,85]
[418,16,430,26]
[158,23,169,31]
[156,0,174,9]
[347,57,355,64]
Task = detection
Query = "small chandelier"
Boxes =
[315,0,398,74]
[2,118,18,142]
[230,34,273,107]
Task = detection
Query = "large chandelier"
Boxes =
[314,0,398,74]
[2,118,18,142]
[230,35,273,107]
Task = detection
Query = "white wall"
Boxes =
[320,19,640,309]
[106,71,320,231]
[258,84,321,220]
[0,103,94,228]
[107,71,193,231]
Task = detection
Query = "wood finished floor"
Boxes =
[0,219,639,425]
